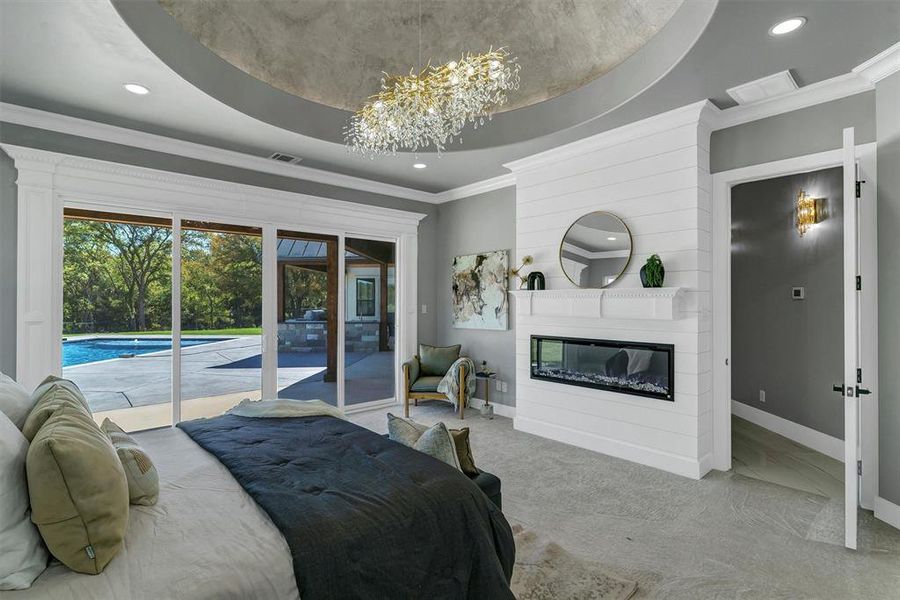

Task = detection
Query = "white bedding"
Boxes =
[10,427,300,600]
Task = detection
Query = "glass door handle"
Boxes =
[856,386,872,396]
[833,384,845,394]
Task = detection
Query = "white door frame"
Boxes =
[711,142,878,510]
[3,144,424,419]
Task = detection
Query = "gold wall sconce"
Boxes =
[510,255,533,289]
[796,189,819,236]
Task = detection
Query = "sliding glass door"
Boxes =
[61,209,402,430]
[179,221,263,420]
[344,237,396,406]
[62,209,173,431]
[275,230,339,406]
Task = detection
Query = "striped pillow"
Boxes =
[100,419,159,506]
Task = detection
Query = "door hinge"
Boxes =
[856,275,862,291]
[856,179,866,199]
[857,460,862,477]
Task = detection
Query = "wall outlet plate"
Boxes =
[759,389,766,403]
[496,380,502,391]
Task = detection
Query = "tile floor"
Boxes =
[731,415,844,499]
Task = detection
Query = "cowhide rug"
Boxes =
[511,525,638,600]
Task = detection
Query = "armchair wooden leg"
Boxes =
[403,365,410,418]
[459,364,466,420]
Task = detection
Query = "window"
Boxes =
[356,278,376,317]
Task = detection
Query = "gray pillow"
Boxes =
[387,414,460,470]
[418,344,461,376]
[0,373,34,431]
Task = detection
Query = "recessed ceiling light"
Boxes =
[123,83,150,95]
[769,17,806,36]
[607,236,617,241]
[413,163,427,169]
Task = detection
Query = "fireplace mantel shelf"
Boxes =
[510,287,685,320]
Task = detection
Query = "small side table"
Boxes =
[475,371,496,406]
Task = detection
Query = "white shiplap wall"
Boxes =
[505,101,717,479]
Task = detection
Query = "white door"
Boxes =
[842,127,871,550]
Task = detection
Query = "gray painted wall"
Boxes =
[0,124,440,375]
[710,92,876,173]
[0,150,16,375]
[876,72,900,506]
[434,187,517,407]
[731,168,844,440]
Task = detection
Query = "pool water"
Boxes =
[62,337,228,367]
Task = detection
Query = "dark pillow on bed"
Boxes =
[449,428,479,477]
[418,344,461,376]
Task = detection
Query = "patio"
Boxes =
[63,336,396,427]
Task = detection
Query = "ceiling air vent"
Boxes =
[726,70,798,105]
[268,152,302,165]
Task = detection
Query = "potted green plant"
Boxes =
[640,254,665,288]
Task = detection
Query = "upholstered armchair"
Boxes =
[402,344,468,419]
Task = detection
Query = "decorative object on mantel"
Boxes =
[526,271,546,290]
[452,250,509,330]
[510,255,534,290]
[559,211,632,289]
[639,254,665,288]
[796,189,820,236]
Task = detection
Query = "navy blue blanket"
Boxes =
[178,415,515,599]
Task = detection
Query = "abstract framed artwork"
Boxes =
[451,250,509,330]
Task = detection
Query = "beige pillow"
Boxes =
[22,376,91,442]
[387,414,461,470]
[26,401,128,575]
[101,418,159,506]
[387,414,478,475]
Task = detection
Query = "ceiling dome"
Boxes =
[159,0,683,113]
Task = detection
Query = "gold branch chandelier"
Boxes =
[344,2,520,157]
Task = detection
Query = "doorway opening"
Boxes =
[711,133,879,549]
[729,166,844,499]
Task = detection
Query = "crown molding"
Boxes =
[432,172,516,203]
[0,102,437,204]
[853,41,900,84]
[714,72,873,130]
[503,100,714,174]
[0,143,428,231]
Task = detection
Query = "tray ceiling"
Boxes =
[158,0,682,112]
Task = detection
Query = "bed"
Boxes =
[12,415,515,599]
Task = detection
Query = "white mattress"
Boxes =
[10,427,300,600]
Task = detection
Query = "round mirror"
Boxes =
[559,211,632,288]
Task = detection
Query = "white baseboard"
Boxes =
[514,415,707,480]
[731,400,844,462]
[875,496,900,531]
[469,397,516,419]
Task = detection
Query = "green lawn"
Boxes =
[64,327,262,338]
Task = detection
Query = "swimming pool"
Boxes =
[62,337,229,367]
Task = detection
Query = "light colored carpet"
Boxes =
[512,525,637,600]
[348,403,900,599]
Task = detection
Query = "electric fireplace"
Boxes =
[530,335,674,401]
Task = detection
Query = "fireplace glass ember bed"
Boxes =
[530,335,674,401]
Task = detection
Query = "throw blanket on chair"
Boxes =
[438,356,477,411]
[178,414,515,599]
